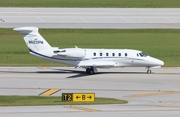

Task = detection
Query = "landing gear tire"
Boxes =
[86,68,90,73]
[146,67,152,74]
[86,67,94,75]
[89,69,94,75]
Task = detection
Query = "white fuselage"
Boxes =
[30,48,164,68]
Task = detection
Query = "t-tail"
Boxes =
[14,27,52,52]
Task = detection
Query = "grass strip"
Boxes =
[0,28,180,66]
[0,0,180,8]
[0,96,128,106]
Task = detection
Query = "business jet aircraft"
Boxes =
[14,27,164,75]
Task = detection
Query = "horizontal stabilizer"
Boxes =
[14,27,38,33]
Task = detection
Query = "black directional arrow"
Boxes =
[87,96,92,99]
[76,96,81,99]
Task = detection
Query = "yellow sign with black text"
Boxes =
[73,93,95,102]
[62,93,95,102]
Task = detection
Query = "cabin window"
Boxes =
[112,53,115,56]
[119,53,121,56]
[125,53,127,57]
[106,53,109,56]
[94,53,96,56]
[137,54,139,57]
[100,53,102,56]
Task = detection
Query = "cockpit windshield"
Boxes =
[139,52,148,57]
[60,50,66,53]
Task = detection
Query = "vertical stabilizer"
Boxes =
[14,27,51,52]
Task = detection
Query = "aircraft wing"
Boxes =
[77,61,115,68]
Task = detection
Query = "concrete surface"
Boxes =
[0,8,180,28]
[0,67,180,117]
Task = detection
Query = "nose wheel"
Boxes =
[146,67,152,74]
[147,69,152,73]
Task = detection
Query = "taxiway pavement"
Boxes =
[0,8,180,28]
[0,67,180,117]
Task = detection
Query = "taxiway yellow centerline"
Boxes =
[127,91,180,98]
[67,106,101,112]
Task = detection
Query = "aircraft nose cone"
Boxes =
[159,60,164,66]
[149,57,164,66]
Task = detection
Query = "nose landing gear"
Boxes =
[146,67,152,74]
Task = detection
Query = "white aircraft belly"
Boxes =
[78,61,115,68]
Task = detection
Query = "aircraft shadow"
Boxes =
[39,71,147,78]
[41,68,147,78]
[68,71,146,78]
[0,69,147,78]
[0,70,88,78]
[49,68,89,78]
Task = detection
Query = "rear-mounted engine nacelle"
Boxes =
[56,48,85,58]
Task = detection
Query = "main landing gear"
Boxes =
[86,67,97,75]
[146,67,152,74]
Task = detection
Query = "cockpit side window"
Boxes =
[54,50,60,53]
[139,52,148,57]
[139,53,143,57]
